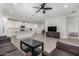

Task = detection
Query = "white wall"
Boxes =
[0,5,4,36]
[3,17,8,35]
[36,24,44,34]
[45,16,68,38]
[67,16,79,33]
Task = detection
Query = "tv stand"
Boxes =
[46,31,60,39]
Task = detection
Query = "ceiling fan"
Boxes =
[33,3,52,14]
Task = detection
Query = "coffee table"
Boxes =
[20,39,44,56]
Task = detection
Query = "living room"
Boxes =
[0,2,79,56]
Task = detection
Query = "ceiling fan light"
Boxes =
[43,10,45,14]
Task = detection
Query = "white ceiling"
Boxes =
[2,3,79,24]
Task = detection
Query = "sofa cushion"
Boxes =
[0,36,11,44]
[0,53,5,56]
[0,36,7,39]
[0,42,12,48]
[56,41,79,56]
[48,48,74,56]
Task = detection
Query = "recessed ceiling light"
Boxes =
[13,3,18,6]
[64,5,68,8]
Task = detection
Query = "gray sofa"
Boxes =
[48,41,79,56]
[0,36,25,56]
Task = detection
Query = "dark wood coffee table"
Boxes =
[20,39,44,56]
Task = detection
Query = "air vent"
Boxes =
[71,10,77,13]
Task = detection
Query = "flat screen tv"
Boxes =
[48,26,57,32]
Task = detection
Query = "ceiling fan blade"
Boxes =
[41,3,46,8]
[44,8,52,10]
[35,9,40,13]
[33,7,40,9]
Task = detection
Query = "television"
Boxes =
[48,26,57,32]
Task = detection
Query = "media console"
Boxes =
[46,31,60,39]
